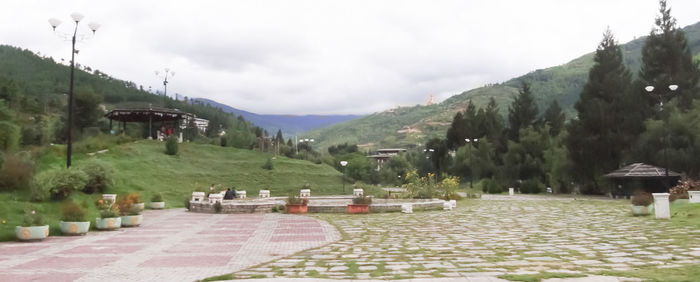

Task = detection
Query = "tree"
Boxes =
[508,81,538,142]
[73,87,103,133]
[567,30,633,193]
[275,129,284,144]
[424,138,450,179]
[543,100,565,136]
[638,0,700,111]
[445,111,466,150]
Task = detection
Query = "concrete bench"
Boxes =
[259,190,270,198]
[353,189,364,197]
[401,203,413,214]
[443,201,453,210]
[300,189,311,197]
[208,193,223,203]
[236,190,246,199]
[450,200,456,208]
[192,192,205,202]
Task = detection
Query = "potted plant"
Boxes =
[150,192,165,209]
[59,201,90,235]
[285,194,308,214]
[16,208,49,241]
[117,196,143,227]
[127,193,144,211]
[348,194,372,214]
[95,198,121,230]
[631,190,654,216]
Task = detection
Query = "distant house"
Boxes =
[604,163,681,198]
[367,148,407,170]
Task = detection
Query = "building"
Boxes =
[367,148,407,170]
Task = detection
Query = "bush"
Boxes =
[165,135,178,155]
[0,153,34,191]
[29,181,45,202]
[669,179,695,201]
[21,208,45,227]
[262,158,274,170]
[150,192,163,202]
[184,198,191,210]
[0,121,20,151]
[352,194,372,205]
[220,135,228,147]
[61,201,87,222]
[483,178,504,194]
[95,198,119,218]
[285,194,308,205]
[116,195,141,216]
[80,160,113,194]
[631,190,654,206]
[36,167,89,200]
[521,178,544,194]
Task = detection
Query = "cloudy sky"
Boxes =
[2,0,699,115]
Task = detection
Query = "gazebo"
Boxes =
[105,105,194,140]
[604,163,681,198]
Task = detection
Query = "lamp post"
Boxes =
[340,161,348,193]
[465,138,479,188]
[644,84,678,183]
[48,13,100,168]
[155,68,175,107]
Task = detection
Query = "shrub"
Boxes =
[483,178,504,194]
[220,135,228,147]
[116,196,141,216]
[36,167,89,200]
[286,194,308,205]
[0,121,20,151]
[262,158,274,170]
[0,153,34,191]
[439,176,461,200]
[29,181,45,202]
[21,208,46,227]
[61,201,87,222]
[352,194,372,205]
[95,198,119,218]
[184,198,191,211]
[521,178,544,194]
[214,201,222,213]
[150,192,163,202]
[631,191,654,206]
[669,179,696,201]
[126,193,141,204]
[165,135,178,155]
[80,160,113,194]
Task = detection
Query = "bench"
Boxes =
[300,189,311,197]
[192,192,205,202]
[259,190,270,198]
[353,189,364,197]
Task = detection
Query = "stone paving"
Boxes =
[0,209,340,282]
[228,195,700,280]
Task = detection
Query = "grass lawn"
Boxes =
[0,140,345,241]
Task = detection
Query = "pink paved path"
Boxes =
[0,209,340,282]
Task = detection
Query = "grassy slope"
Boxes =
[0,141,344,241]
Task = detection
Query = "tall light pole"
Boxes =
[644,84,678,183]
[465,138,479,188]
[155,68,175,107]
[49,13,100,168]
[340,161,348,193]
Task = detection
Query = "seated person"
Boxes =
[223,188,234,200]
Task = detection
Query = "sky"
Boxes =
[1,0,699,115]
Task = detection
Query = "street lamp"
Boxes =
[465,138,479,188]
[340,161,348,193]
[48,13,100,168]
[644,84,678,182]
[155,68,175,107]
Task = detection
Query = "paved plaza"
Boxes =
[0,210,339,282]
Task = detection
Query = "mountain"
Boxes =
[195,98,362,136]
[306,21,700,151]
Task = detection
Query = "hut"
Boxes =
[105,105,195,140]
[604,163,681,198]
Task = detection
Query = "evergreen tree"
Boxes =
[445,111,466,150]
[73,87,103,133]
[508,81,538,142]
[275,129,284,143]
[567,30,632,192]
[638,0,700,111]
[543,100,565,136]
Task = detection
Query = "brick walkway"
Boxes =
[0,210,340,282]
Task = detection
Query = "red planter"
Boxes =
[286,204,308,214]
[347,204,370,214]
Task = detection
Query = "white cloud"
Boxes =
[1,0,698,114]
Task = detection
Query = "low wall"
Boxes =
[189,198,446,214]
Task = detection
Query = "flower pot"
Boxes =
[631,204,653,216]
[15,225,49,241]
[347,204,370,214]
[59,221,90,235]
[95,217,121,230]
[690,191,700,203]
[135,202,145,211]
[150,202,165,209]
[286,204,307,214]
[120,215,143,227]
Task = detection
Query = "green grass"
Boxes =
[670,201,700,229]
[499,272,586,282]
[597,264,700,282]
[1,140,345,241]
[199,273,236,281]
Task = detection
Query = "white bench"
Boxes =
[259,190,270,198]
[401,203,413,214]
[192,192,205,202]
[450,200,456,208]
[353,189,364,197]
[236,190,246,199]
[208,193,223,203]
[443,201,453,211]
[300,189,311,197]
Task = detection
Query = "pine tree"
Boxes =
[275,129,284,143]
[508,81,538,142]
[445,112,466,150]
[543,100,565,136]
[567,30,632,192]
[638,0,700,111]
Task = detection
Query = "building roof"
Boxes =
[604,163,681,178]
[105,106,193,123]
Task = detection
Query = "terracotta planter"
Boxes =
[286,204,307,214]
[59,221,90,235]
[347,204,370,214]
[631,204,653,216]
[95,217,121,230]
[150,202,165,209]
[15,225,49,241]
[120,215,143,227]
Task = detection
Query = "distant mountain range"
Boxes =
[194,98,363,136]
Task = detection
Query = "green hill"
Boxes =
[0,140,344,241]
[307,21,700,151]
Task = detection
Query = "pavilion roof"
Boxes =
[604,163,681,178]
[105,105,193,123]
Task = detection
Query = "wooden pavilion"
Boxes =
[604,163,681,198]
[105,105,194,140]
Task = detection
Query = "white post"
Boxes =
[689,191,700,203]
[652,193,670,219]
[509,187,514,196]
